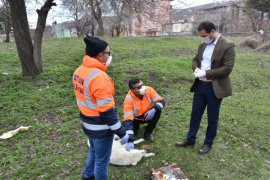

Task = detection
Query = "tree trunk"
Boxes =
[258,12,264,30]
[8,0,40,76]
[251,22,257,32]
[96,18,104,36]
[74,10,81,37]
[91,22,95,36]
[90,0,104,36]
[4,15,10,42]
[262,23,269,42]
[75,20,82,37]
[116,28,121,37]
[76,25,81,37]
[75,19,82,37]
[5,29,10,42]
[33,0,56,72]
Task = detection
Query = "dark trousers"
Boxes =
[133,109,161,135]
[187,81,222,145]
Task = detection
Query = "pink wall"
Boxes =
[129,0,172,36]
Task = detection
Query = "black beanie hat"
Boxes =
[84,36,108,57]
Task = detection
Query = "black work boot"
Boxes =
[82,176,95,180]
[144,132,154,142]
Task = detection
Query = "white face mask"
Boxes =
[105,55,112,67]
[202,36,212,44]
[139,85,146,95]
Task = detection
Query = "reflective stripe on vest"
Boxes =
[82,122,109,131]
[145,93,152,103]
[152,95,161,103]
[84,69,101,108]
[76,69,113,109]
[126,94,138,116]
[82,121,121,131]
[124,111,134,116]
[109,121,121,130]
[126,130,134,134]
[97,97,113,106]
[126,91,155,117]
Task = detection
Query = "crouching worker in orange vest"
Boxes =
[123,78,166,150]
[72,36,129,180]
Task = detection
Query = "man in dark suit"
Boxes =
[176,21,236,154]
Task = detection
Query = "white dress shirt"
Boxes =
[199,34,220,81]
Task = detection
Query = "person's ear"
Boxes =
[99,53,103,58]
[96,53,102,60]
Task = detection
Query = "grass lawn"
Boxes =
[0,36,269,179]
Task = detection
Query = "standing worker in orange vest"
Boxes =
[123,78,166,151]
[73,36,129,180]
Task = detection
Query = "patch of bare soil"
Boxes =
[172,48,196,56]
[255,41,270,53]
[40,113,62,125]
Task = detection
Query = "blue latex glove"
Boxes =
[120,134,129,145]
[145,108,156,121]
[125,142,134,151]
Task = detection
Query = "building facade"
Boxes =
[169,1,270,35]
[127,0,173,36]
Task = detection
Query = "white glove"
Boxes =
[194,68,206,78]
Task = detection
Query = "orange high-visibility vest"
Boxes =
[123,86,163,121]
[73,55,115,117]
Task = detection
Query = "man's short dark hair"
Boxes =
[129,78,141,89]
[197,21,216,33]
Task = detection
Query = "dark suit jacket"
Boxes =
[190,36,236,99]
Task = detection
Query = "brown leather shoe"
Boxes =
[175,139,195,147]
[198,144,212,154]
